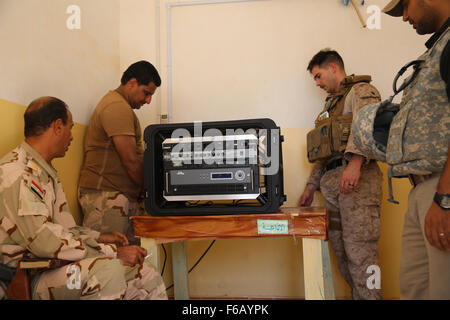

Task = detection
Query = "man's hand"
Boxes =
[298,184,317,207]
[425,202,450,251]
[98,231,129,247]
[117,245,147,267]
[340,154,364,194]
[425,142,450,251]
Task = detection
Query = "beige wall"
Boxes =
[0,0,422,299]
[0,0,121,125]
[158,0,426,126]
[119,0,162,127]
[0,0,121,221]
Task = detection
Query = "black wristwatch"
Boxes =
[433,193,450,210]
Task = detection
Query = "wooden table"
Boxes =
[131,207,335,300]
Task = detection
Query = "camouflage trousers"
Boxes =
[320,160,382,300]
[78,187,145,244]
[32,257,167,300]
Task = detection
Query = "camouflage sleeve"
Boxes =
[47,178,117,258]
[68,226,117,257]
[306,161,325,187]
[69,225,100,240]
[343,83,381,161]
[2,176,117,262]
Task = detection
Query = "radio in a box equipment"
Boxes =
[162,134,259,201]
[143,118,286,216]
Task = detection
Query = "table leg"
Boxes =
[171,241,190,300]
[302,238,335,300]
[140,237,160,270]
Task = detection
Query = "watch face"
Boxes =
[442,196,450,209]
[436,193,450,209]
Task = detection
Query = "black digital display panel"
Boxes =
[211,173,233,179]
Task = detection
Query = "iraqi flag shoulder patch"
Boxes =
[30,180,45,201]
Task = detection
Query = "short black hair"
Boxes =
[307,49,345,73]
[24,97,68,137]
[120,60,161,87]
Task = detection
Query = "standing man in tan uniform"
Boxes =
[0,97,167,299]
[78,61,161,244]
[298,50,383,299]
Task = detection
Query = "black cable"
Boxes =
[187,240,215,274]
[165,240,216,291]
[233,199,243,206]
[166,283,174,291]
[184,201,215,207]
[160,243,167,277]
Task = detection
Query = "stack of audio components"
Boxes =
[162,133,259,201]
[143,118,286,216]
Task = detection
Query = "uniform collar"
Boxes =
[425,18,450,49]
[21,141,59,181]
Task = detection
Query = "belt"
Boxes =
[408,173,439,187]
[325,158,343,172]
[387,170,438,205]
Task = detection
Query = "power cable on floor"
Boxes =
[163,240,216,291]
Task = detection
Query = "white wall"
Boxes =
[0,0,428,128]
[119,0,162,128]
[0,0,120,125]
[154,0,427,127]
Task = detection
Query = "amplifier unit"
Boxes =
[162,134,259,201]
[143,118,286,216]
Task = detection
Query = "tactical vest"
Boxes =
[352,26,450,204]
[306,75,372,163]
[387,26,450,177]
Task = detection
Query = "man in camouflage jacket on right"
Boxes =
[382,0,450,300]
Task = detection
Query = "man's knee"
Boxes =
[123,261,167,300]
[83,258,127,299]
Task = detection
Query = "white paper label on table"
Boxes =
[257,219,289,234]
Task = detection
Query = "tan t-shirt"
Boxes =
[79,90,144,200]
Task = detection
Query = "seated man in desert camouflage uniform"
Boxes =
[0,97,167,300]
